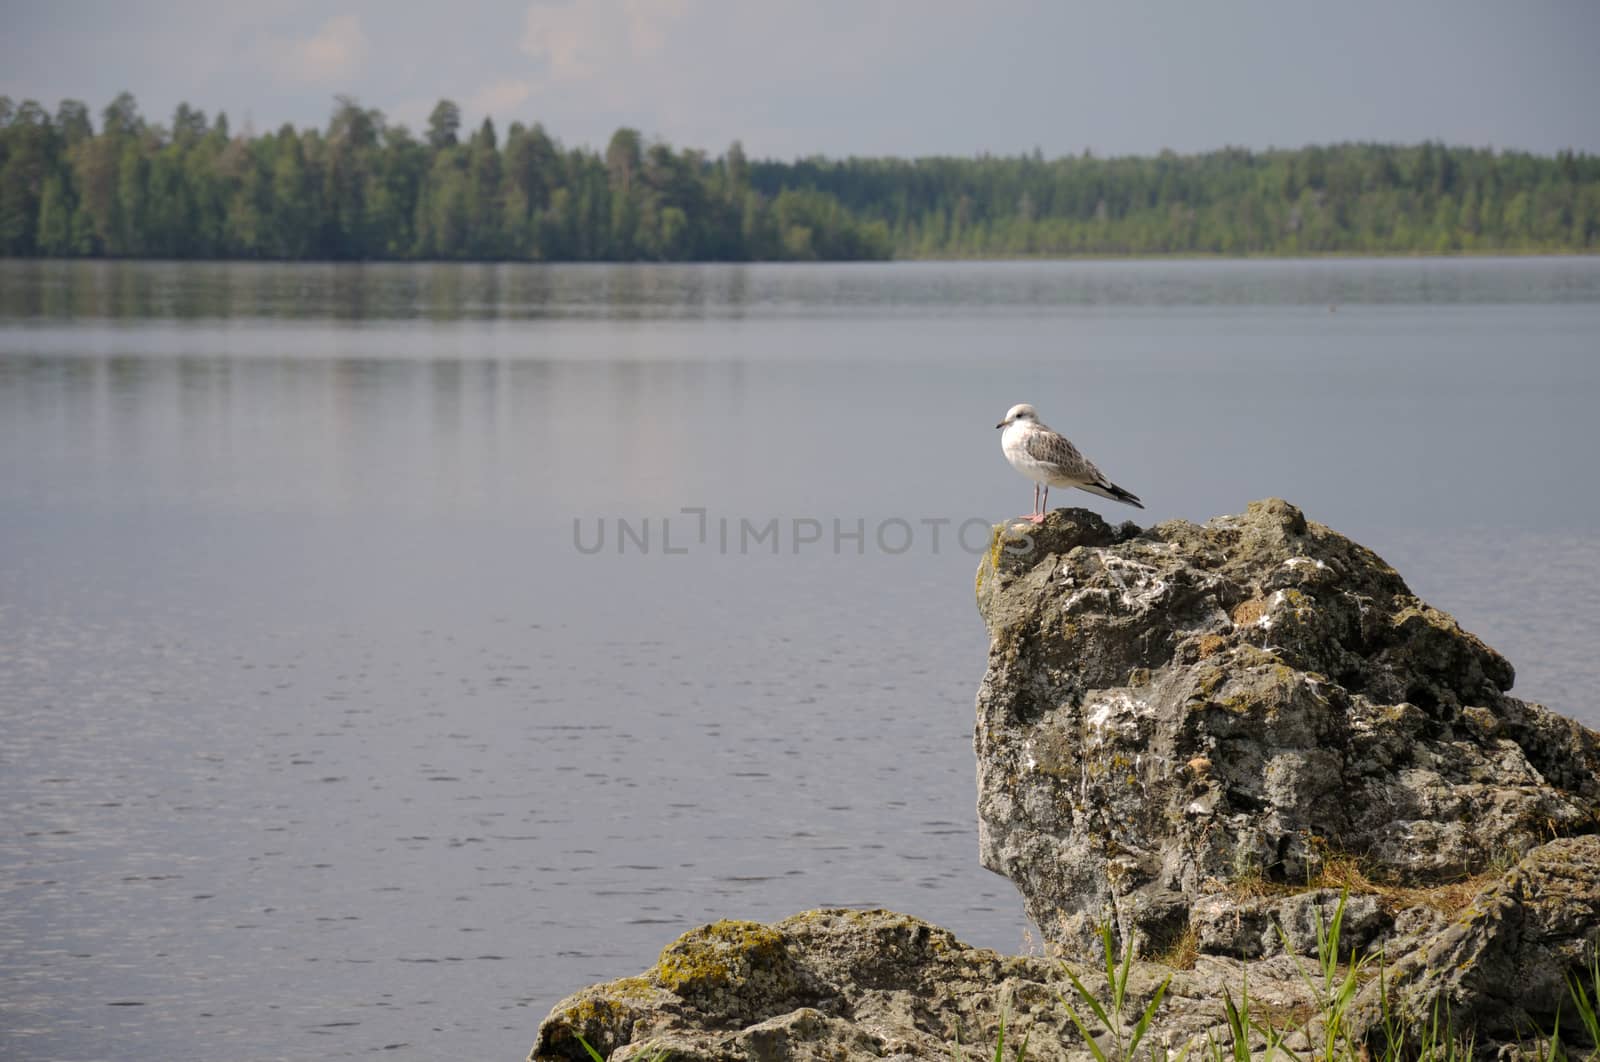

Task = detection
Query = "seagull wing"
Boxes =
[1025,426,1145,509]
[1022,427,1098,483]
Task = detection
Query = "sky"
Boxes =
[4,0,1598,160]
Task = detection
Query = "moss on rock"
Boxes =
[651,920,789,997]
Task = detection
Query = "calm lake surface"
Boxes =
[2,257,1598,1061]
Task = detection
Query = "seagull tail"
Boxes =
[1078,479,1145,510]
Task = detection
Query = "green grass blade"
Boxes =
[1570,948,1600,1049]
[1099,922,1124,1016]
[573,1033,607,1062]
[1322,890,1347,970]
[1055,992,1110,1062]
[1116,931,1136,1017]
[1220,986,1249,1062]
[1127,974,1170,1058]
[1057,963,1114,1035]
[1328,964,1364,1056]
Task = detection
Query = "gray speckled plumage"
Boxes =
[1019,424,1099,482]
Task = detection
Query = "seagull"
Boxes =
[996,403,1144,523]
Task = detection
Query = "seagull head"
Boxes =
[996,403,1038,429]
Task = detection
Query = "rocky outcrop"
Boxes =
[1350,834,1600,1046]
[974,499,1600,961]
[529,501,1600,1061]
[528,878,1600,1062]
[530,909,1320,1062]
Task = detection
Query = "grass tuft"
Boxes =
[1226,849,1501,918]
[1149,925,1199,972]
[1314,853,1499,917]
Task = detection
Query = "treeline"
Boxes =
[0,94,891,262]
[1,93,1596,262]
[758,144,1600,256]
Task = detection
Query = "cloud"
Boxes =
[280,13,368,83]
[468,78,534,123]
[519,0,691,83]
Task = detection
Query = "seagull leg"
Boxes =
[1028,483,1048,524]
[1024,486,1049,524]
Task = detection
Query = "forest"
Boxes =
[1,93,1597,262]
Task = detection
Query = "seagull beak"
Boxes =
[995,419,1006,429]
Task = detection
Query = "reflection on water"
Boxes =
[1,258,1598,1062]
[4,256,1600,323]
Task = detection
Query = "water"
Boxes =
[2,257,1598,1061]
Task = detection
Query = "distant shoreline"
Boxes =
[3,248,1596,267]
[3,102,1595,263]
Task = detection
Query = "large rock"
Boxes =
[974,499,1600,959]
[528,876,1600,1062]
[529,908,1318,1062]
